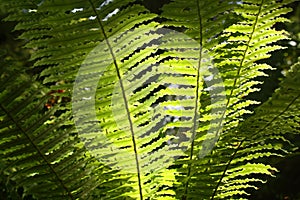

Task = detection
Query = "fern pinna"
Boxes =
[0,0,298,199]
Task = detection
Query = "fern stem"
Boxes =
[183,0,203,199]
[211,1,266,198]
[87,1,143,199]
[0,103,75,200]
[211,92,300,199]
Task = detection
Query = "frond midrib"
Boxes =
[211,0,264,198]
[87,0,143,199]
[183,0,204,198]
[0,103,74,200]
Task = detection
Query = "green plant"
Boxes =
[0,0,299,199]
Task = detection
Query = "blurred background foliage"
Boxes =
[0,1,299,199]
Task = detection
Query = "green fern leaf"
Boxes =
[0,55,104,199]
[212,61,300,199]
[161,0,295,199]
[1,0,298,199]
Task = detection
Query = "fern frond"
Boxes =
[0,55,106,199]
[160,0,295,199]
[160,1,238,198]
[212,61,300,199]
[2,0,186,199]
[208,1,295,197]
[72,23,189,200]
[216,0,293,127]
[1,0,298,199]
[161,0,237,46]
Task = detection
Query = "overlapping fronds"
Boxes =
[3,0,156,84]
[159,1,233,198]
[0,53,106,199]
[216,0,294,129]
[161,0,237,47]
[160,0,296,199]
[2,0,183,199]
[208,1,296,197]
[0,0,298,199]
[72,22,184,200]
[211,61,300,199]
